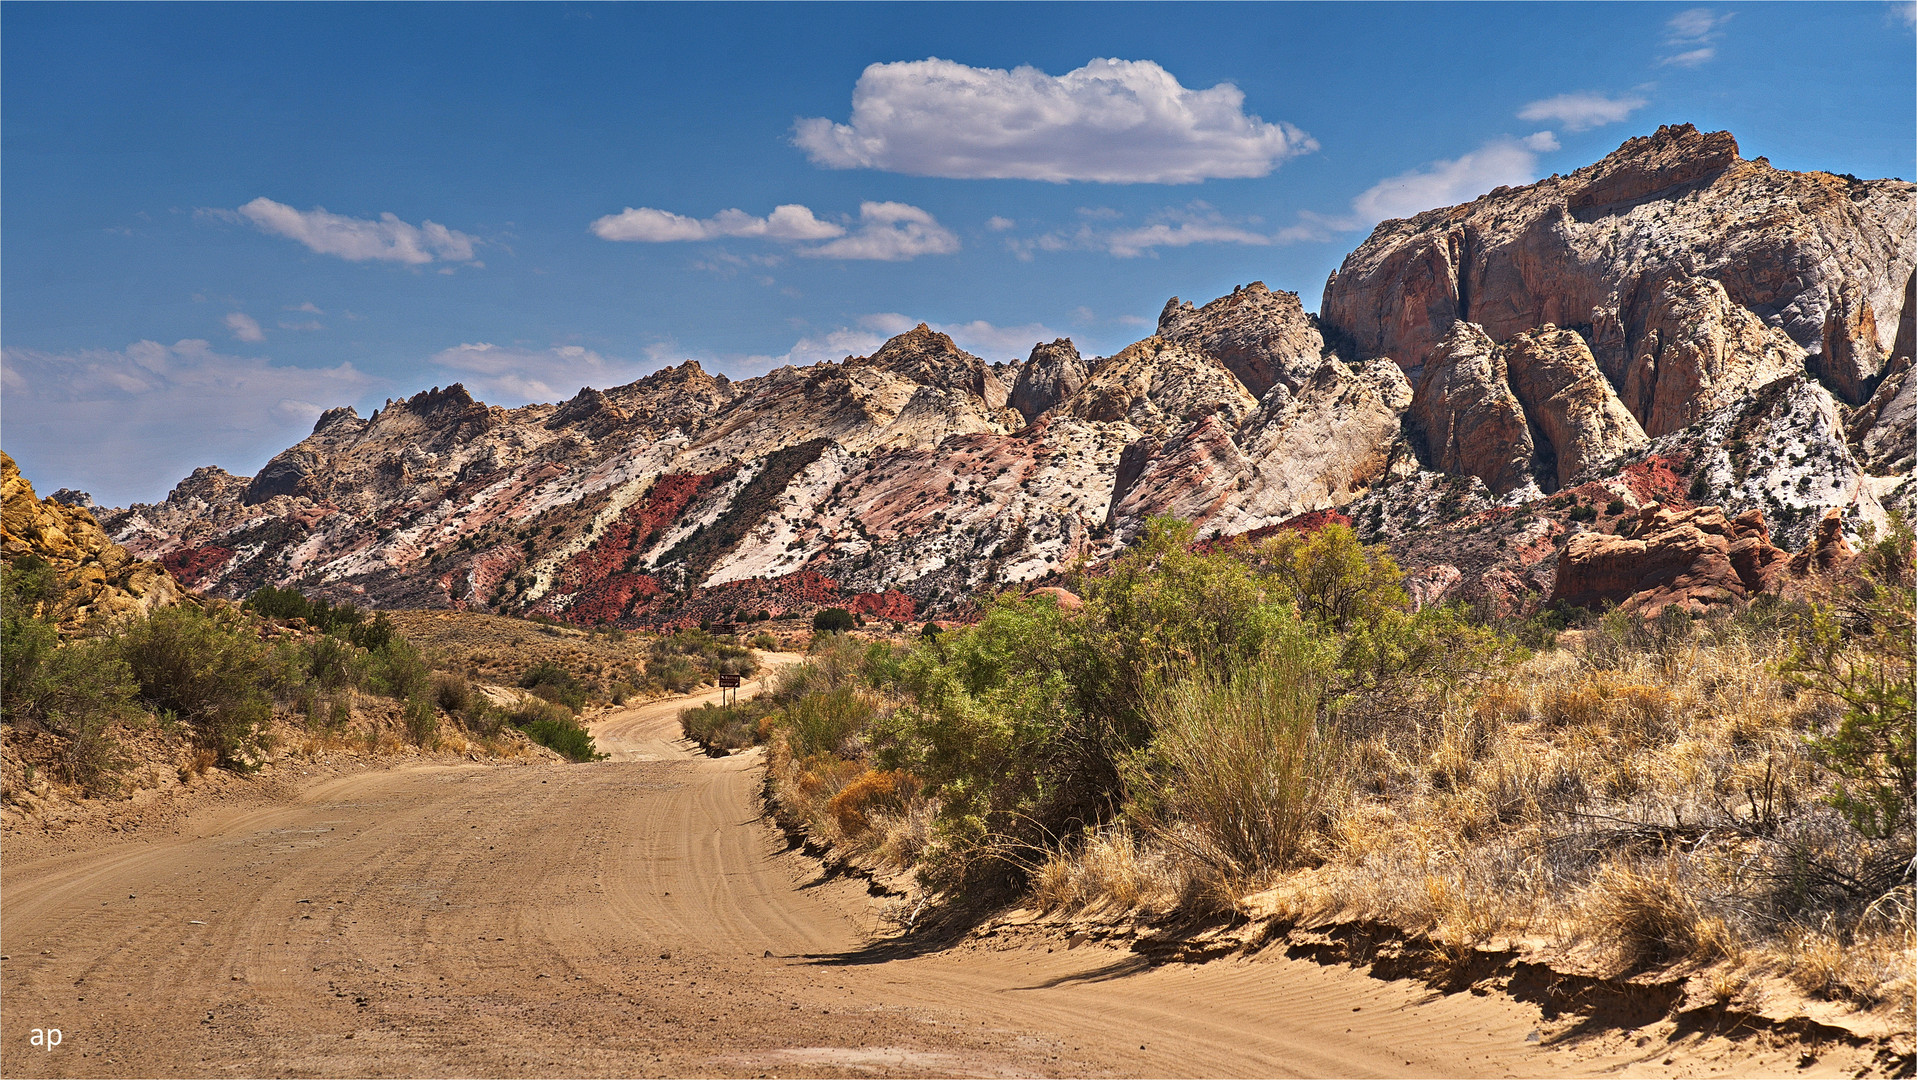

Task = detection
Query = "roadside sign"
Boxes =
[717,674,742,688]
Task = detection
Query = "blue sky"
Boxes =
[4,2,1911,505]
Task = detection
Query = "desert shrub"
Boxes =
[364,636,432,704]
[1583,861,1730,969]
[1255,523,1406,633]
[679,698,774,750]
[749,631,778,651]
[432,671,474,714]
[783,685,878,759]
[507,699,603,762]
[1,560,62,725]
[244,585,393,648]
[826,769,921,836]
[646,654,700,694]
[402,689,438,744]
[609,680,638,706]
[4,623,142,795]
[1123,638,1333,886]
[519,659,588,712]
[114,606,274,766]
[812,607,857,633]
[292,633,364,693]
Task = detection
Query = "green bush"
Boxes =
[402,690,438,745]
[748,632,779,652]
[517,659,588,711]
[506,699,604,762]
[366,637,432,702]
[114,606,275,766]
[813,607,857,633]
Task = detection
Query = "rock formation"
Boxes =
[1322,125,1915,408]
[1410,322,1535,495]
[1550,505,1788,616]
[1503,325,1647,488]
[2,452,185,633]
[1009,339,1089,424]
[1157,282,1325,398]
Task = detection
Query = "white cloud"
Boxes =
[793,57,1315,184]
[0,339,375,505]
[228,197,479,264]
[986,216,1016,232]
[1351,135,1553,223]
[224,312,265,342]
[1006,202,1295,259]
[589,203,844,242]
[591,200,956,261]
[797,202,959,261]
[1517,92,1647,132]
[1660,8,1730,66]
[1898,2,1916,29]
[285,301,324,314]
[428,342,655,405]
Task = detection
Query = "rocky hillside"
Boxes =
[91,126,1913,625]
[2,452,186,633]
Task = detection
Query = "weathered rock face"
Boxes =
[1322,125,1916,408]
[1622,276,1805,437]
[1550,504,1789,616]
[1157,282,1325,398]
[1503,325,1647,489]
[2,452,185,633]
[1850,352,1915,476]
[1009,338,1089,424]
[1410,322,1536,496]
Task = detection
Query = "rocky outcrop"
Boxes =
[1504,325,1647,488]
[1550,504,1788,616]
[1786,508,1859,577]
[1009,339,1089,424]
[1622,276,1804,437]
[1157,282,1325,398]
[1410,322,1535,496]
[2,452,185,633]
[1322,125,1915,408]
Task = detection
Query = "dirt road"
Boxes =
[0,666,1850,1077]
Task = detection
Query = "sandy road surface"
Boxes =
[0,660,1849,1078]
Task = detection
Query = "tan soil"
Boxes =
[0,659,1890,1077]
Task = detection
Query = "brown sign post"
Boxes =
[718,672,741,705]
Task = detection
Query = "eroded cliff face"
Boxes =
[1321,124,1915,409]
[84,127,1913,624]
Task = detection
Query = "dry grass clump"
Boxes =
[1030,827,1189,913]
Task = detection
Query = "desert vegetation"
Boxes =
[721,516,1913,1010]
[0,571,617,800]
